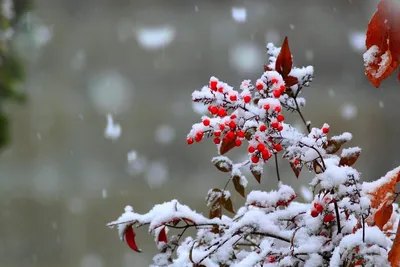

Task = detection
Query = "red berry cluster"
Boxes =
[247,103,285,164]
[212,115,245,147]
[269,77,286,98]
[310,201,336,223]
[310,202,324,217]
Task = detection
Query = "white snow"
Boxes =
[71,50,87,71]
[145,161,169,189]
[300,185,313,201]
[340,103,358,120]
[135,25,176,51]
[192,101,209,115]
[66,197,86,214]
[104,114,121,141]
[155,125,176,145]
[230,43,263,74]
[348,31,366,52]
[88,70,134,114]
[102,189,108,199]
[127,150,138,162]
[231,7,247,23]
[33,25,52,48]
[2,0,14,19]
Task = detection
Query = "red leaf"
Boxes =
[157,227,168,243]
[389,220,400,266]
[284,75,298,87]
[374,200,393,230]
[290,162,301,178]
[364,0,400,87]
[219,138,235,155]
[124,225,141,252]
[275,36,293,77]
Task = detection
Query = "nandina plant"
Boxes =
[108,2,400,266]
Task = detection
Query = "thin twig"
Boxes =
[251,231,290,243]
[171,227,188,255]
[362,215,366,243]
[274,153,281,183]
[294,98,310,133]
[197,235,239,264]
[334,201,342,234]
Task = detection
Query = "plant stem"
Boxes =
[274,153,281,183]
[294,97,310,133]
[362,215,366,242]
[334,201,341,234]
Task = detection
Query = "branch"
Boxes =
[250,231,290,243]
[334,201,342,234]
[293,97,310,133]
[274,153,281,183]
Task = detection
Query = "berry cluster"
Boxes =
[311,197,336,225]
[187,74,290,167]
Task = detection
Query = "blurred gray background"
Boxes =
[1,0,400,266]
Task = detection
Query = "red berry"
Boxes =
[209,105,218,115]
[251,156,260,163]
[267,256,275,263]
[293,158,300,165]
[277,114,284,122]
[256,82,264,90]
[248,146,255,153]
[277,124,283,131]
[271,122,279,128]
[226,131,235,140]
[235,139,242,146]
[203,118,210,126]
[264,104,270,110]
[195,135,202,142]
[237,131,245,138]
[210,80,218,90]
[311,209,319,218]
[218,107,226,117]
[314,203,324,213]
[196,131,203,137]
[323,213,335,223]
[187,137,194,145]
[259,124,267,132]
[261,150,271,160]
[322,127,329,134]
[279,85,285,93]
[230,114,237,119]
[219,124,225,131]
[271,78,278,84]
[257,143,265,152]
[243,95,251,103]
[275,106,281,112]
[229,121,236,129]
[213,138,221,144]
[214,131,221,137]
[274,143,282,152]
[273,89,281,98]
[218,87,224,93]
[229,94,237,101]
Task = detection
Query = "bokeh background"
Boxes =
[1,0,400,266]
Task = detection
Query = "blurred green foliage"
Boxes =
[0,0,31,151]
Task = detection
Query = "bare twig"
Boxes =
[334,201,342,234]
[274,153,281,183]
